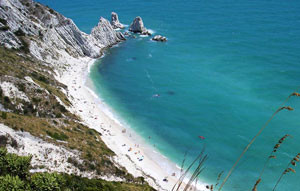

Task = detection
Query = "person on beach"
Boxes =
[163,177,168,182]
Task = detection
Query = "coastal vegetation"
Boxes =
[0,46,153,190]
[0,147,154,191]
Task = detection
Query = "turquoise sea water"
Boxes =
[39,0,300,190]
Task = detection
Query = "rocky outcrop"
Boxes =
[129,16,151,35]
[0,0,126,61]
[91,17,125,48]
[110,12,124,29]
[152,35,167,42]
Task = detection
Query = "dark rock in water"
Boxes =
[141,30,152,36]
[116,32,126,41]
[111,12,125,29]
[129,16,144,33]
[132,57,137,60]
[124,31,130,36]
[152,35,167,42]
[129,16,151,36]
[166,91,175,95]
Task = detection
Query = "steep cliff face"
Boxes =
[0,0,125,61]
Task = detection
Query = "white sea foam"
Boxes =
[147,29,155,34]
[111,44,120,48]
[86,87,100,100]
[175,164,182,170]
[87,59,96,74]
[86,85,124,127]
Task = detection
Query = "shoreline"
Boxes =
[58,47,209,191]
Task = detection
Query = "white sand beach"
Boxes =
[56,53,209,191]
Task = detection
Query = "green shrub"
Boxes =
[38,75,49,84]
[55,112,62,118]
[1,152,32,179]
[49,9,55,14]
[0,18,7,25]
[32,97,41,103]
[0,175,28,191]
[17,83,26,92]
[0,147,8,173]
[30,173,64,191]
[1,112,7,119]
[0,25,10,31]
[19,37,30,54]
[0,147,7,158]
[10,138,18,149]
[59,105,67,113]
[0,135,8,147]
[38,30,44,39]
[36,89,43,93]
[4,96,10,103]
[46,130,68,141]
[14,28,25,36]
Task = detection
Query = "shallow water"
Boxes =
[39,0,300,190]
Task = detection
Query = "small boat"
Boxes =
[198,136,205,140]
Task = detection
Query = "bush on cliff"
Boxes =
[0,148,155,191]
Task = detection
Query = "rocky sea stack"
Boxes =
[129,16,151,35]
[152,35,167,42]
[110,12,125,29]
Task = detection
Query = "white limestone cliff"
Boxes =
[0,0,125,61]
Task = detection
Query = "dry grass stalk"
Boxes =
[255,134,291,185]
[214,171,224,189]
[218,105,294,191]
[273,153,300,191]
[180,151,188,177]
[193,178,198,191]
[182,155,208,191]
[252,178,261,191]
[289,92,300,98]
[172,147,207,191]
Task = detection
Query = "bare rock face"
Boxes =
[152,35,167,42]
[0,0,126,60]
[110,12,124,29]
[129,16,151,35]
[90,17,125,49]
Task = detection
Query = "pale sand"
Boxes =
[57,54,209,191]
